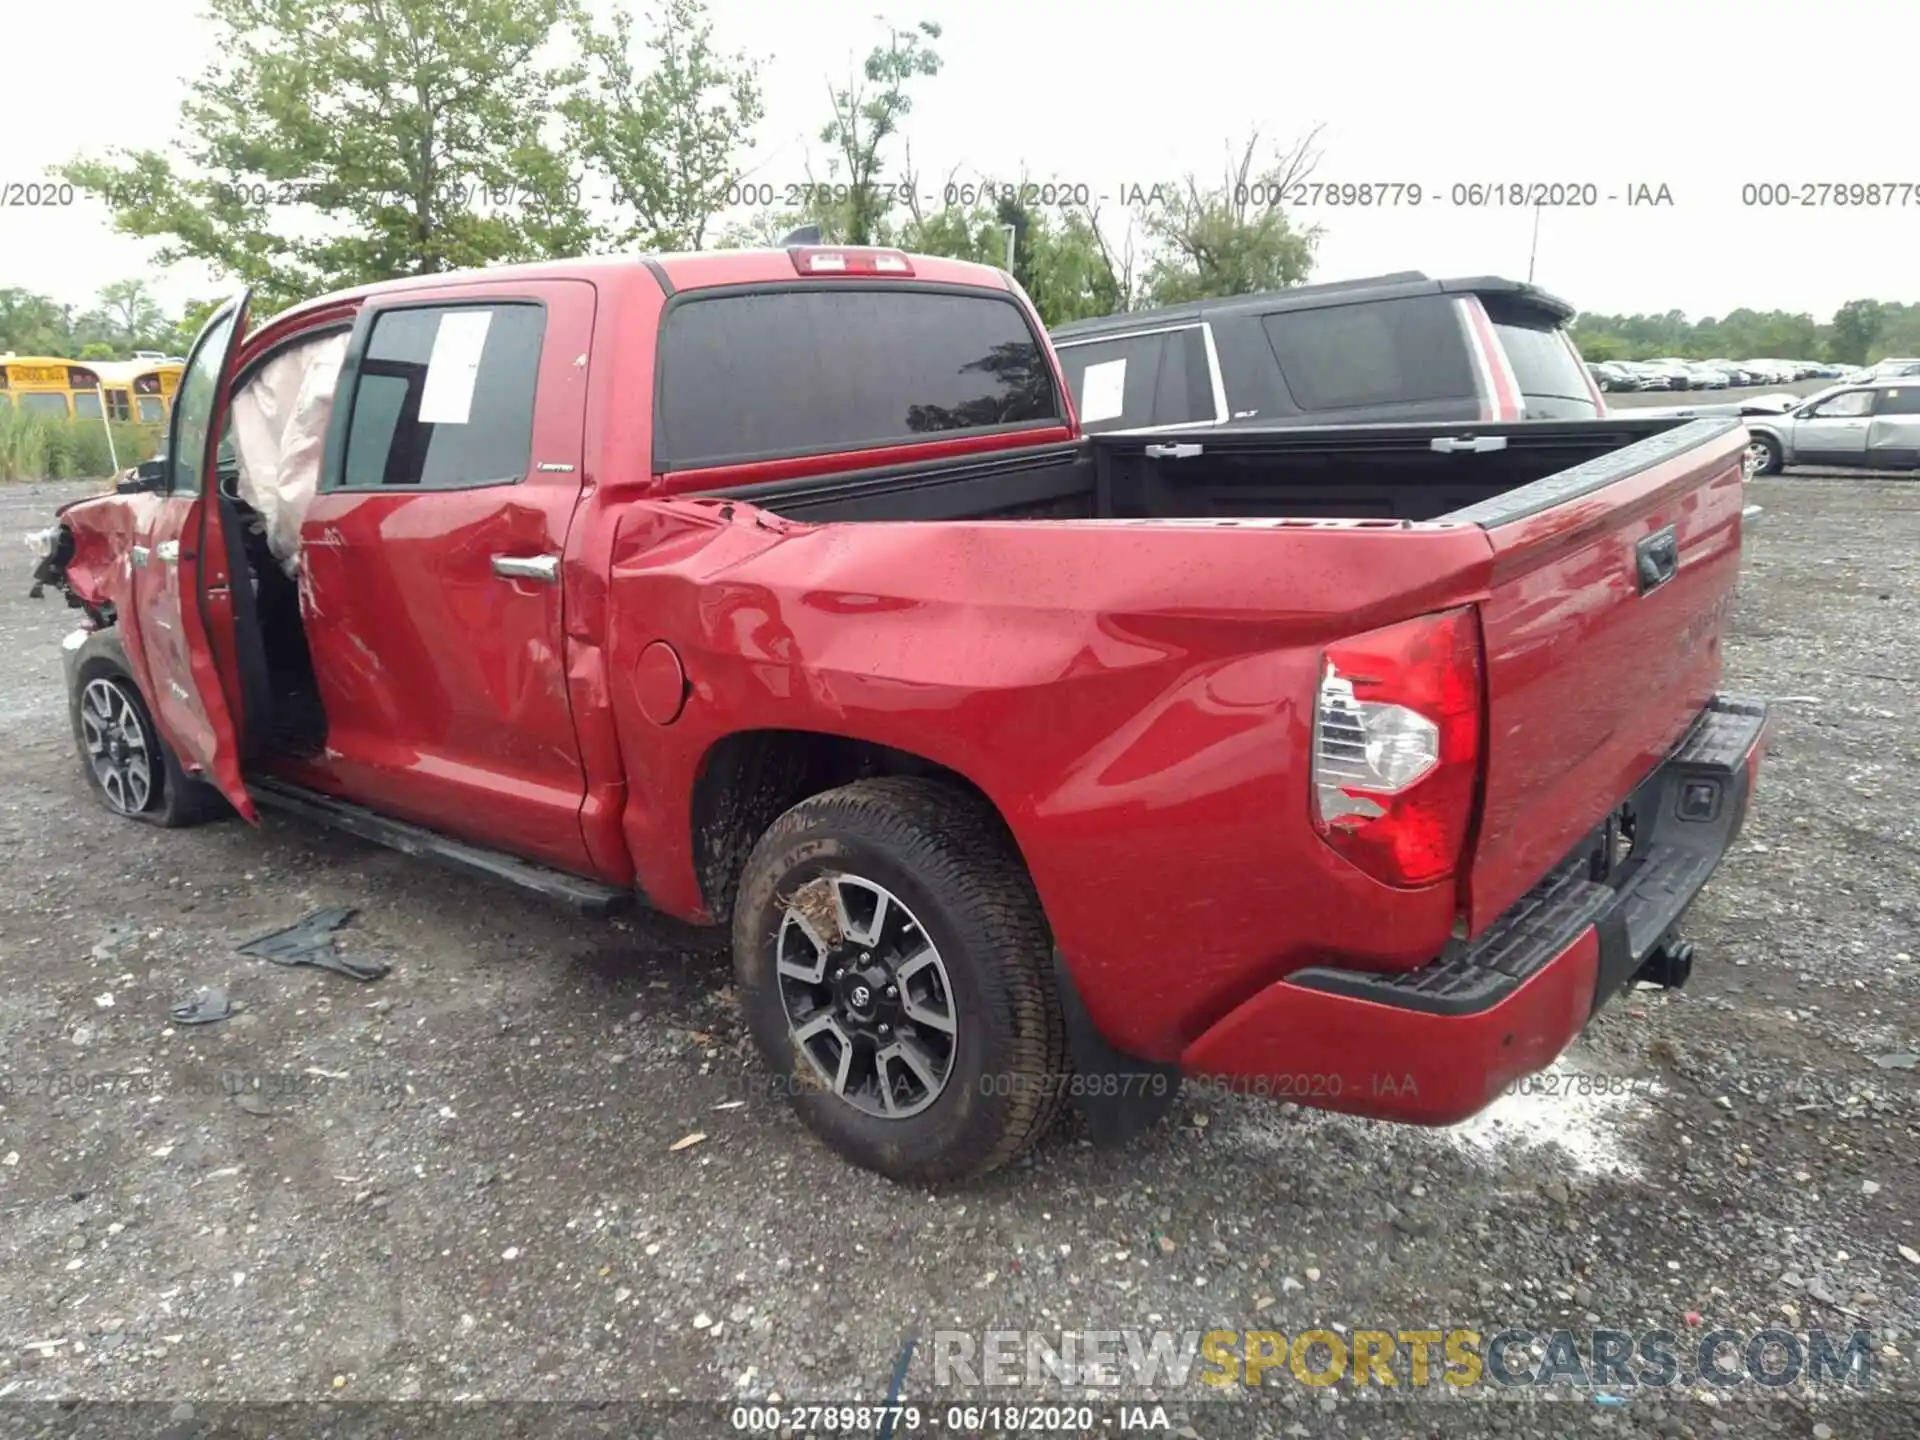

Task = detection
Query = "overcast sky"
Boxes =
[2,0,1909,324]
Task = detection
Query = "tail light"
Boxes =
[789,246,915,276]
[1311,606,1484,888]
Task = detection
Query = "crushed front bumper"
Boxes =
[1181,694,1770,1123]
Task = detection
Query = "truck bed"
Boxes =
[670,410,1751,983]
[721,415,1715,526]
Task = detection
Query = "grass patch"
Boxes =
[0,407,161,482]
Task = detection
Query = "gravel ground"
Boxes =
[0,474,1915,1440]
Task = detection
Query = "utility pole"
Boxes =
[1528,204,1542,284]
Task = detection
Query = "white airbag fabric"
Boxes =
[230,331,349,575]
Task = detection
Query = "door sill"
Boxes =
[249,776,634,918]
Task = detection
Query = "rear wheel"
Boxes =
[69,630,228,828]
[732,777,1070,1183]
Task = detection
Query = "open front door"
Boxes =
[130,290,257,821]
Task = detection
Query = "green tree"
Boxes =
[1572,306,1829,363]
[67,279,174,356]
[1829,299,1884,367]
[713,205,817,248]
[97,278,169,347]
[1573,330,1622,361]
[896,187,1123,327]
[817,19,942,244]
[172,297,227,355]
[568,0,763,250]
[60,0,596,317]
[0,288,75,356]
[1134,129,1323,306]
[1871,302,1920,359]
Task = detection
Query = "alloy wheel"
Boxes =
[776,872,958,1119]
[79,677,154,814]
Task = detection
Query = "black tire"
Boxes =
[68,629,229,828]
[1748,433,1784,477]
[732,776,1070,1184]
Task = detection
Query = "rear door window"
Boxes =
[656,287,1060,469]
[1053,327,1216,432]
[1259,296,1474,412]
[1874,385,1920,414]
[1481,296,1601,419]
[1054,332,1166,432]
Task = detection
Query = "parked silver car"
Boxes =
[1742,379,1920,476]
[1842,357,1920,383]
[1742,360,1798,386]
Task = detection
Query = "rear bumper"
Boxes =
[1180,693,1770,1124]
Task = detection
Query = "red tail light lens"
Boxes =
[1311,606,1484,888]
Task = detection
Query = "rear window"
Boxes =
[656,287,1060,469]
[1259,296,1474,412]
[1483,296,1599,418]
[1055,327,1215,432]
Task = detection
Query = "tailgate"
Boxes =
[1443,417,1751,933]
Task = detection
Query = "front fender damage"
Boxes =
[26,501,123,629]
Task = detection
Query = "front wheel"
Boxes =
[732,777,1070,1183]
[1745,433,1783,477]
[68,630,228,827]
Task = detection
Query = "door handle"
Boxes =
[1635,526,1680,594]
[491,554,560,583]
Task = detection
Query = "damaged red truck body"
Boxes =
[32,247,1769,1182]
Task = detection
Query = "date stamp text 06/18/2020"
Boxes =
[721,179,1686,210]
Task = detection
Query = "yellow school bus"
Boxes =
[0,357,101,418]
[92,359,183,424]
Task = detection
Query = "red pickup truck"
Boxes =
[31,246,1768,1182]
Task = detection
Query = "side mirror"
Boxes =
[115,457,167,495]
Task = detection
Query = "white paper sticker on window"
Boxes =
[417,310,494,425]
[1078,358,1127,423]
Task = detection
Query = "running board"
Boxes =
[248,777,634,918]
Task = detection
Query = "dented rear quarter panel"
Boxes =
[603,504,1502,1059]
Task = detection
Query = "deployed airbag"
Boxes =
[230,331,348,574]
